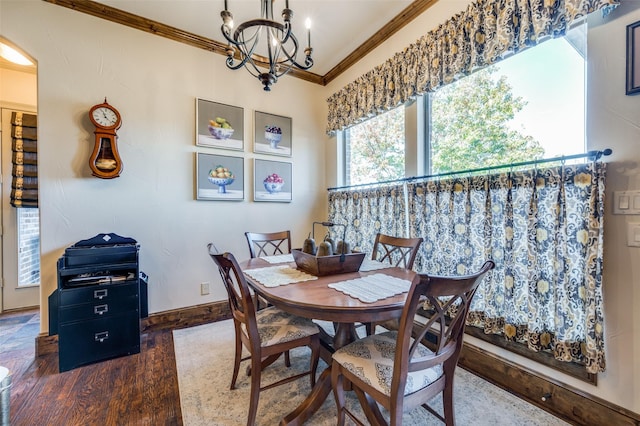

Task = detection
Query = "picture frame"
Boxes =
[254,159,292,202]
[196,98,244,150]
[196,153,244,201]
[253,111,292,157]
[626,21,640,95]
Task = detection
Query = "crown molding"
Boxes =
[43,0,441,87]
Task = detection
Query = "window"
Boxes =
[429,25,586,174]
[344,106,405,186]
[17,208,40,287]
[340,23,586,183]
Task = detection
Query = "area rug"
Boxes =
[174,320,569,426]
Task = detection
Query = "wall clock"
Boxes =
[88,98,123,179]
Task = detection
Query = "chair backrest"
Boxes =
[207,244,259,340]
[393,261,495,397]
[372,233,423,269]
[244,231,291,258]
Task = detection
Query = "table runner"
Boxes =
[244,265,317,287]
[358,259,391,272]
[259,254,295,264]
[328,273,412,303]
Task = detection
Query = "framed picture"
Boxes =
[196,98,244,150]
[196,153,244,201]
[627,21,640,95]
[254,111,292,157]
[254,159,292,202]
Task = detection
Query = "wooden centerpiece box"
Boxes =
[292,249,365,276]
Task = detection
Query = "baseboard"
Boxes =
[459,344,640,426]
[140,301,230,332]
[35,302,640,425]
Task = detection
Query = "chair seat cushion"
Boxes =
[332,331,443,396]
[254,306,319,347]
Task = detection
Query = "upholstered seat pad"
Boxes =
[249,306,319,347]
[333,331,443,396]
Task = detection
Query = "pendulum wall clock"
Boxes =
[88,98,123,179]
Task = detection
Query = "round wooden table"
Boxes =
[240,257,417,425]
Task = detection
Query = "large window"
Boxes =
[344,107,405,186]
[342,24,586,183]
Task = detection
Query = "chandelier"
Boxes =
[220,0,313,91]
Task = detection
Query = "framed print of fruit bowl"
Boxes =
[254,111,291,157]
[196,153,244,201]
[196,98,244,150]
[254,159,292,202]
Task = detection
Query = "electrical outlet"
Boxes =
[200,282,210,295]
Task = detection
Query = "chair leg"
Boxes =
[365,322,374,335]
[442,378,455,426]
[284,350,291,367]
[309,338,320,388]
[230,329,242,389]
[331,365,346,426]
[247,356,262,426]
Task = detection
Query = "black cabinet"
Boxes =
[50,233,143,372]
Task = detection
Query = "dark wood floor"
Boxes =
[0,308,182,426]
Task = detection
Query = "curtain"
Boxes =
[404,162,606,373]
[328,185,406,255]
[10,112,38,208]
[326,0,619,135]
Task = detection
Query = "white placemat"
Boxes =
[244,265,317,287]
[328,273,412,303]
[359,259,391,272]
[259,253,295,264]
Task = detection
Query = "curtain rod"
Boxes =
[328,149,613,191]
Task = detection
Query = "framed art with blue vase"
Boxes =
[254,159,292,202]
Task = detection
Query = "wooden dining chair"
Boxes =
[331,260,495,426]
[207,245,320,426]
[372,233,423,269]
[366,233,424,334]
[244,230,291,258]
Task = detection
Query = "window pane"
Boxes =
[430,26,586,174]
[345,107,405,186]
[17,207,40,287]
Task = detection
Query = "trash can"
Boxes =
[0,366,10,426]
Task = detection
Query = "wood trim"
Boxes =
[459,344,640,426]
[322,0,440,85]
[464,322,596,384]
[140,301,230,332]
[42,0,323,85]
[42,0,441,87]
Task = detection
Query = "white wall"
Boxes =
[322,0,640,414]
[0,1,328,319]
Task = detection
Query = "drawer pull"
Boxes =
[94,289,108,299]
[95,331,109,342]
[94,304,109,315]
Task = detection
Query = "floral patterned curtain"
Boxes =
[326,0,619,135]
[405,162,606,373]
[328,185,406,255]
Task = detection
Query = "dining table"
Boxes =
[239,254,418,426]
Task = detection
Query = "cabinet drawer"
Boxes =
[59,281,138,306]
[58,294,139,323]
[58,312,140,372]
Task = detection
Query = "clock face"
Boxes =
[92,106,119,128]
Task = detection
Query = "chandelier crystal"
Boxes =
[221,0,313,91]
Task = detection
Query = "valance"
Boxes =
[10,112,38,208]
[326,0,619,135]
